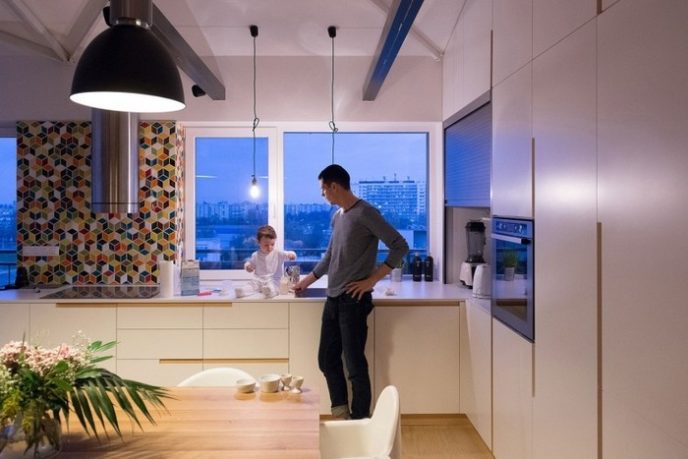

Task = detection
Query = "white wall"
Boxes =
[0,55,441,122]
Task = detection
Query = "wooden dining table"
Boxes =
[54,386,321,458]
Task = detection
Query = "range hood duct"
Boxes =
[90,109,140,214]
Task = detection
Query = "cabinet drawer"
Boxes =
[117,359,202,387]
[30,303,116,346]
[204,302,288,328]
[0,303,29,343]
[204,329,288,359]
[117,329,202,359]
[118,306,203,329]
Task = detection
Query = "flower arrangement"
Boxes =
[0,336,169,456]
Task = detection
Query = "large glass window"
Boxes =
[0,137,16,287]
[283,132,428,273]
[191,135,269,271]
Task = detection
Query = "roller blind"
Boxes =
[444,103,491,207]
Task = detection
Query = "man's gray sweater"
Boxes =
[312,199,409,297]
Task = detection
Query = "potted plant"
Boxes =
[0,337,169,457]
[503,250,518,281]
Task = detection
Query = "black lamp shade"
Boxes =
[70,25,185,113]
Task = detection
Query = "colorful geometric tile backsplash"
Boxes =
[16,121,185,285]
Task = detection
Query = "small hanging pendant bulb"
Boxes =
[250,175,260,199]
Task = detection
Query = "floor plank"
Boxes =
[401,415,494,459]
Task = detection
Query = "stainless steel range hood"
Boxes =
[90,109,140,214]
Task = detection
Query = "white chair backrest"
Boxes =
[366,385,400,457]
[177,367,253,387]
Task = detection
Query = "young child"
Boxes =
[234,225,297,298]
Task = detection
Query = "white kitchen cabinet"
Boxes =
[117,329,203,360]
[204,329,288,359]
[598,1,688,457]
[116,304,203,386]
[533,0,596,57]
[204,302,289,374]
[118,304,203,329]
[491,63,533,218]
[116,359,202,387]
[289,301,374,415]
[30,303,117,372]
[442,0,491,120]
[532,20,598,459]
[0,303,29,343]
[375,305,460,414]
[492,319,532,459]
[203,302,288,328]
[493,0,532,86]
[459,298,492,449]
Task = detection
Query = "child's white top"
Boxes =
[245,250,295,284]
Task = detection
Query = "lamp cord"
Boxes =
[252,30,260,180]
[329,31,337,164]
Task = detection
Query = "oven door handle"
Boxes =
[491,233,531,245]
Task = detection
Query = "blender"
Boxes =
[459,220,486,287]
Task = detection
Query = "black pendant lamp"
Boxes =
[70,0,185,113]
[328,26,338,164]
[249,25,261,199]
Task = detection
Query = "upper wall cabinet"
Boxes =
[533,0,597,56]
[444,102,491,208]
[493,0,532,86]
[492,64,532,218]
[442,0,492,120]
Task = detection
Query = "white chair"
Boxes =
[177,367,253,387]
[319,385,401,459]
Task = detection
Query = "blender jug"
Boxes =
[465,220,486,263]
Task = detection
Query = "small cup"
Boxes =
[290,375,304,393]
[280,373,292,390]
[259,373,281,393]
[234,377,257,394]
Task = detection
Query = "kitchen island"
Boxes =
[0,280,472,415]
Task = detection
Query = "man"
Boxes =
[293,164,409,420]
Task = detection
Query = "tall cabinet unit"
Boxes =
[459,298,492,448]
[492,319,532,459]
[598,1,688,457]
[532,20,598,459]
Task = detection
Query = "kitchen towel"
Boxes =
[158,260,175,298]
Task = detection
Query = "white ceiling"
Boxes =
[0,0,465,61]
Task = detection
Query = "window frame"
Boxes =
[0,126,17,287]
[184,125,279,280]
[183,121,443,282]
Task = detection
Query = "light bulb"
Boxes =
[249,176,260,199]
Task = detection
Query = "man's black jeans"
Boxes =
[318,291,374,419]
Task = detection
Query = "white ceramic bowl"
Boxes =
[235,378,257,393]
[259,373,281,393]
[291,375,304,389]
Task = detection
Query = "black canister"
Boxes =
[423,255,434,281]
[411,255,423,282]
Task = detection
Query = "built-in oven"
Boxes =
[491,217,534,342]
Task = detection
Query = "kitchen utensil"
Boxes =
[472,264,491,298]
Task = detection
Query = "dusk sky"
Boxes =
[195,132,428,204]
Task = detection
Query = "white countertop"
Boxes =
[0,277,475,305]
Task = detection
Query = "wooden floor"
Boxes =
[400,415,494,459]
